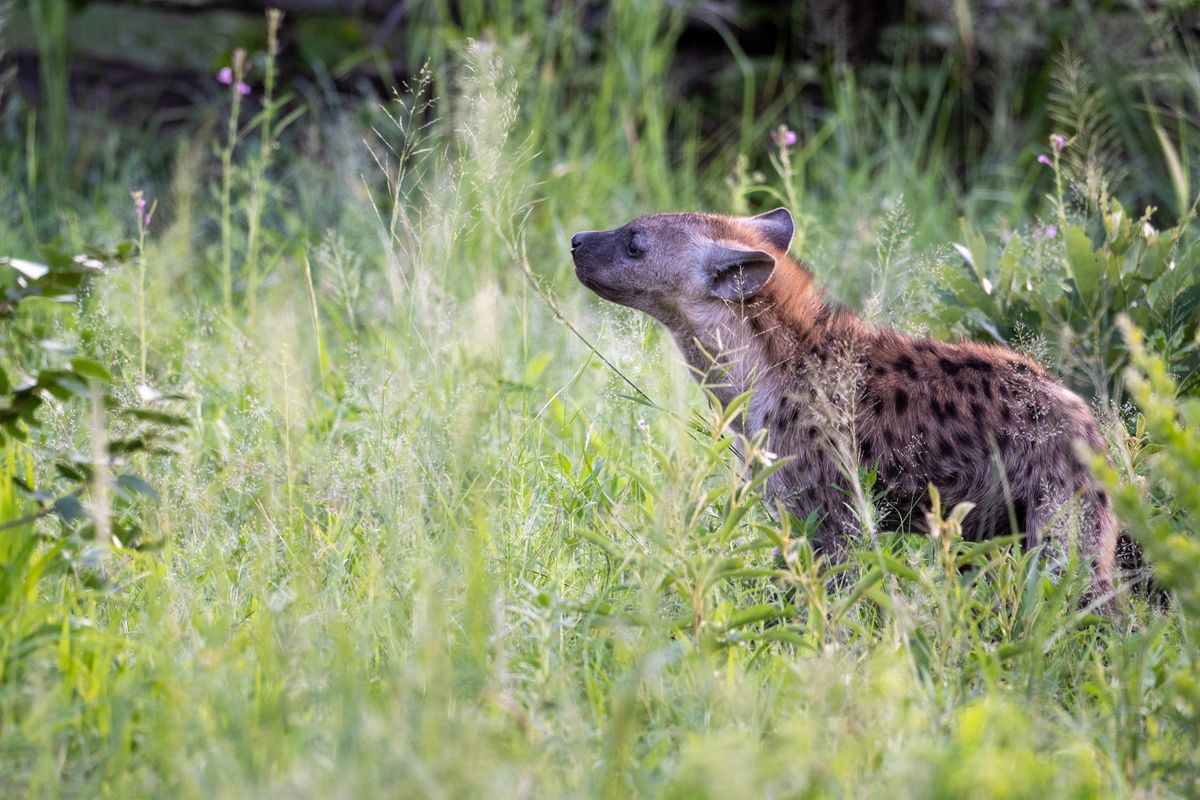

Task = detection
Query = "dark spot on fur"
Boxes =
[963,357,994,373]
[883,429,897,448]
[859,438,873,461]
[1092,490,1109,509]
[894,355,917,379]
[915,341,935,353]
[894,389,909,415]
[955,429,976,448]
[787,406,800,425]
[872,365,886,376]
[1025,403,1040,422]
[980,378,993,399]
[777,396,788,410]
[939,358,962,376]
[1013,362,1028,374]
[931,398,958,419]
[938,437,954,457]
[969,401,985,419]
[999,404,1013,424]
[807,426,819,439]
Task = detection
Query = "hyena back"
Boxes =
[571,207,1117,605]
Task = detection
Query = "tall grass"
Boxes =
[0,3,1199,797]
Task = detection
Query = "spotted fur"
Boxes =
[572,208,1116,606]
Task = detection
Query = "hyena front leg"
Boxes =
[769,455,865,565]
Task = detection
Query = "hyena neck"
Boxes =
[669,256,841,409]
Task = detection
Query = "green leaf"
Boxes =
[956,218,989,284]
[718,603,790,632]
[54,462,86,482]
[53,494,84,522]
[616,392,656,408]
[123,408,190,427]
[69,358,113,383]
[996,233,1024,300]
[854,550,923,583]
[832,565,884,622]
[114,241,136,262]
[116,473,159,500]
[575,527,624,559]
[907,628,935,682]
[1064,224,1102,307]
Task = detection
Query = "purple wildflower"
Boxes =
[772,126,798,148]
[236,81,251,96]
[1052,134,1066,152]
[218,66,234,85]
[132,190,151,227]
[1037,153,1052,166]
[1034,223,1057,240]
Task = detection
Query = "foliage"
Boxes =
[1092,319,1200,790]
[933,174,1200,402]
[0,240,185,727]
[0,2,1197,798]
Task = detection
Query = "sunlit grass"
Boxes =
[1,4,1199,797]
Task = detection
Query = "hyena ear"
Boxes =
[706,244,776,302]
[744,207,794,252]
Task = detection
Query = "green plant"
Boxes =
[1093,318,1200,791]
[0,243,184,701]
[930,151,1199,404]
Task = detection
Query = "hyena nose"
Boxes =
[570,232,584,251]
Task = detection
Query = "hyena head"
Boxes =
[570,208,795,324]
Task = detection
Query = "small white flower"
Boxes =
[636,418,647,431]
[1142,221,1158,241]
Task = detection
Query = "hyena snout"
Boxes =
[570,228,630,301]
[570,229,612,255]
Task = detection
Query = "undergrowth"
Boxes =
[1,3,1199,797]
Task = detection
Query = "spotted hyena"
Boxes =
[571,208,1117,606]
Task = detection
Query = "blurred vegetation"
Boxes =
[0,1,1199,797]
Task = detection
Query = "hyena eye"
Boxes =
[627,237,643,258]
